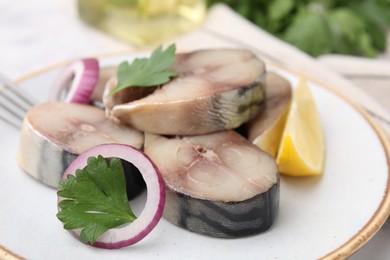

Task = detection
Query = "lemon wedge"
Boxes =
[276,76,325,176]
[253,109,289,158]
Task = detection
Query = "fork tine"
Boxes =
[0,73,36,129]
[0,73,36,107]
[0,88,29,116]
[0,98,25,121]
[0,113,21,129]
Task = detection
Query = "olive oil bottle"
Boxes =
[78,0,206,46]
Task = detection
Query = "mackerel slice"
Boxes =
[144,130,279,238]
[246,72,292,157]
[104,49,266,135]
[17,102,144,188]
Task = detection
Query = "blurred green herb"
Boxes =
[207,0,390,57]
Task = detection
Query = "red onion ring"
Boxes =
[58,144,165,249]
[50,58,100,104]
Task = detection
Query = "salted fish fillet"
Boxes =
[17,102,144,188]
[144,130,279,238]
[246,72,292,157]
[104,49,266,135]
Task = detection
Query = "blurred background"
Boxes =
[77,0,390,57]
[2,0,390,111]
[208,0,390,58]
[2,0,390,80]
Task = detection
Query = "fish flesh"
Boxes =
[144,130,279,238]
[17,102,144,188]
[246,72,292,157]
[104,49,266,135]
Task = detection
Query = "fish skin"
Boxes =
[17,118,76,187]
[164,179,279,238]
[17,102,144,188]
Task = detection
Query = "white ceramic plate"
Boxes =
[1,53,389,259]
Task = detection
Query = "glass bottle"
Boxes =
[78,0,206,46]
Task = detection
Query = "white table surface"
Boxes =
[1,0,390,259]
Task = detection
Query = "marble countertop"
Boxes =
[1,0,390,259]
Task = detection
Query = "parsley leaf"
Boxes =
[282,7,332,57]
[111,44,177,95]
[57,155,136,245]
[327,8,376,57]
[267,0,295,32]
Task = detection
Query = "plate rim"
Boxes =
[269,61,390,259]
[1,50,390,260]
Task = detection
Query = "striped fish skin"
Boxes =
[17,119,77,187]
[144,130,279,237]
[17,102,144,188]
[246,72,292,157]
[104,49,266,135]
[164,180,279,238]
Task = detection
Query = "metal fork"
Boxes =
[0,73,36,129]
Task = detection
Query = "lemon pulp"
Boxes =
[253,108,289,158]
[276,76,325,176]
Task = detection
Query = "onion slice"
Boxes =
[50,58,100,104]
[58,144,166,249]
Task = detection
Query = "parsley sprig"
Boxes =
[208,0,390,57]
[57,156,136,245]
[111,44,177,95]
